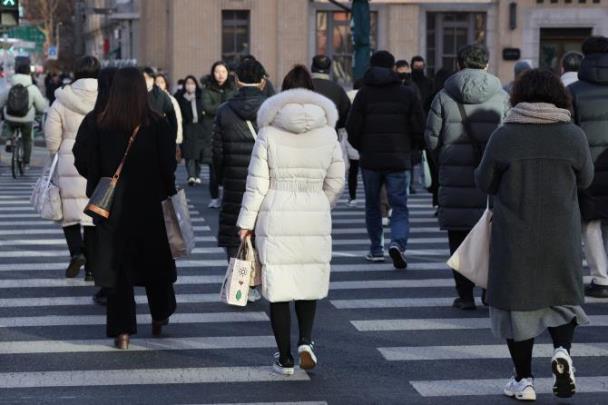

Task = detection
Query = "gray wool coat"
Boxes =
[475,122,594,311]
[425,68,510,231]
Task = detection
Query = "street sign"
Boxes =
[47,46,58,60]
[0,0,18,27]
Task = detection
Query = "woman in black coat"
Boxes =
[179,75,208,187]
[476,70,594,401]
[73,66,118,306]
[78,67,177,349]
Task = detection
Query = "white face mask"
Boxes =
[185,83,196,94]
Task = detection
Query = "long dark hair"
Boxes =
[183,75,202,97]
[281,65,314,91]
[98,67,152,132]
[93,67,118,116]
[209,61,230,87]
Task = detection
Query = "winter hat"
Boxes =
[514,60,532,77]
[370,51,395,69]
[312,55,332,74]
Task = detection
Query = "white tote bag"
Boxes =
[219,237,257,306]
[446,207,492,289]
[31,154,63,221]
[421,150,432,189]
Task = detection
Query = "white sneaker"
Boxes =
[382,217,389,227]
[347,199,358,208]
[247,288,261,303]
[208,199,221,208]
[552,347,576,398]
[504,376,536,401]
[298,343,317,370]
[272,352,294,376]
[195,178,202,185]
[187,177,196,186]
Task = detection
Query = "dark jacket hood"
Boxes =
[227,87,266,121]
[578,53,608,86]
[444,68,504,104]
[363,67,401,87]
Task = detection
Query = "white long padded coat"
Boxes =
[236,88,345,303]
[45,78,97,227]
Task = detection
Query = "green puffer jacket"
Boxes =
[201,77,236,164]
[425,68,510,231]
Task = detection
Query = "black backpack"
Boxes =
[6,84,30,117]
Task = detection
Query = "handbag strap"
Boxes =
[111,125,141,184]
[245,120,257,140]
[44,154,59,190]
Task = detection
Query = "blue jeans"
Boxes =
[362,169,410,255]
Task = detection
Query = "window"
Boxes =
[539,27,592,73]
[315,10,378,85]
[222,10,250,65]
[426,12,486,76]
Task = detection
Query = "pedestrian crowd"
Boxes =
[3,33,608,402]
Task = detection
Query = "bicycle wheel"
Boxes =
[11,134,24,178]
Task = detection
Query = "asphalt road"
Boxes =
[0,153,607,404]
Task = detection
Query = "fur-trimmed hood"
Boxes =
[257,88,338,134]
[54,78,98,115]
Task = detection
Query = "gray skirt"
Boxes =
[490,305,590,342]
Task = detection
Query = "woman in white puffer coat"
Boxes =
[237,65,345,376]
[44,56,99,281]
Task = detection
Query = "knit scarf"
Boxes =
[183,92,198,123]
[505,102,571,124]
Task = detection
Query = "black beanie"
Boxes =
[370,51,395,69]
[312,55,332,73]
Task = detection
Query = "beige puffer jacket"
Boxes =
[44,78,98,227]
[237,89,345,302]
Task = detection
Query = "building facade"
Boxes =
[126,0,608,87]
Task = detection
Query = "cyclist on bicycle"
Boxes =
[0,58,48,170]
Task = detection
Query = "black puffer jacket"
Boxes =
[312,73,351,129]
[346,67,425,171]
[213,87,267,247]
[425,68,510,230]
[569,53,608,221]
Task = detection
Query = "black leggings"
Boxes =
[270,300,317,364]
[348,159,359,200]
[507,319,577,380]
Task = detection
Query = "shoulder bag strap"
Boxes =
[245,120,257,140]
[111,125,141,185]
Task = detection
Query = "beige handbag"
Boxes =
[220,237,259,306]
[447,206,492,289]
[162,188,195,258]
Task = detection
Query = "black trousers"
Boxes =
[63,225,95,271]
[106,270,177,337]
[348,159,359,200]
[507,319,577,379]
[270,300,317,364]
[448,230,476,301]
[186,161,219,199]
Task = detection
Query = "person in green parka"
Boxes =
[201,61,237,208]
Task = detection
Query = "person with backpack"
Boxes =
[0,59,48,169]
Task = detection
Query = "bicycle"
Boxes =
[7,126,24,179]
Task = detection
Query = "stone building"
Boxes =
[84,0,608,87]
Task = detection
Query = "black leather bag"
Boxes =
[84,126,140,220]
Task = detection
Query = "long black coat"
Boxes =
[74,112,177,288]
[346,67,425,171]
[476,121,594,310]
[148,85,177,138]
[178,93,207,161]
[200,78,237,163]
[569,53,608,221]
[213,87,266,247]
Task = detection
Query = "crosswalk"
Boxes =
[1,165,607,403]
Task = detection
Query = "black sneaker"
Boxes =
[84,271,94,282]
[584,281,608,298]
[272,353,295,376]
[93,289,107,306]
[452,297,476,310]
[389,245,407,269]
[365,252,385,263]
[65,254,86,278]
